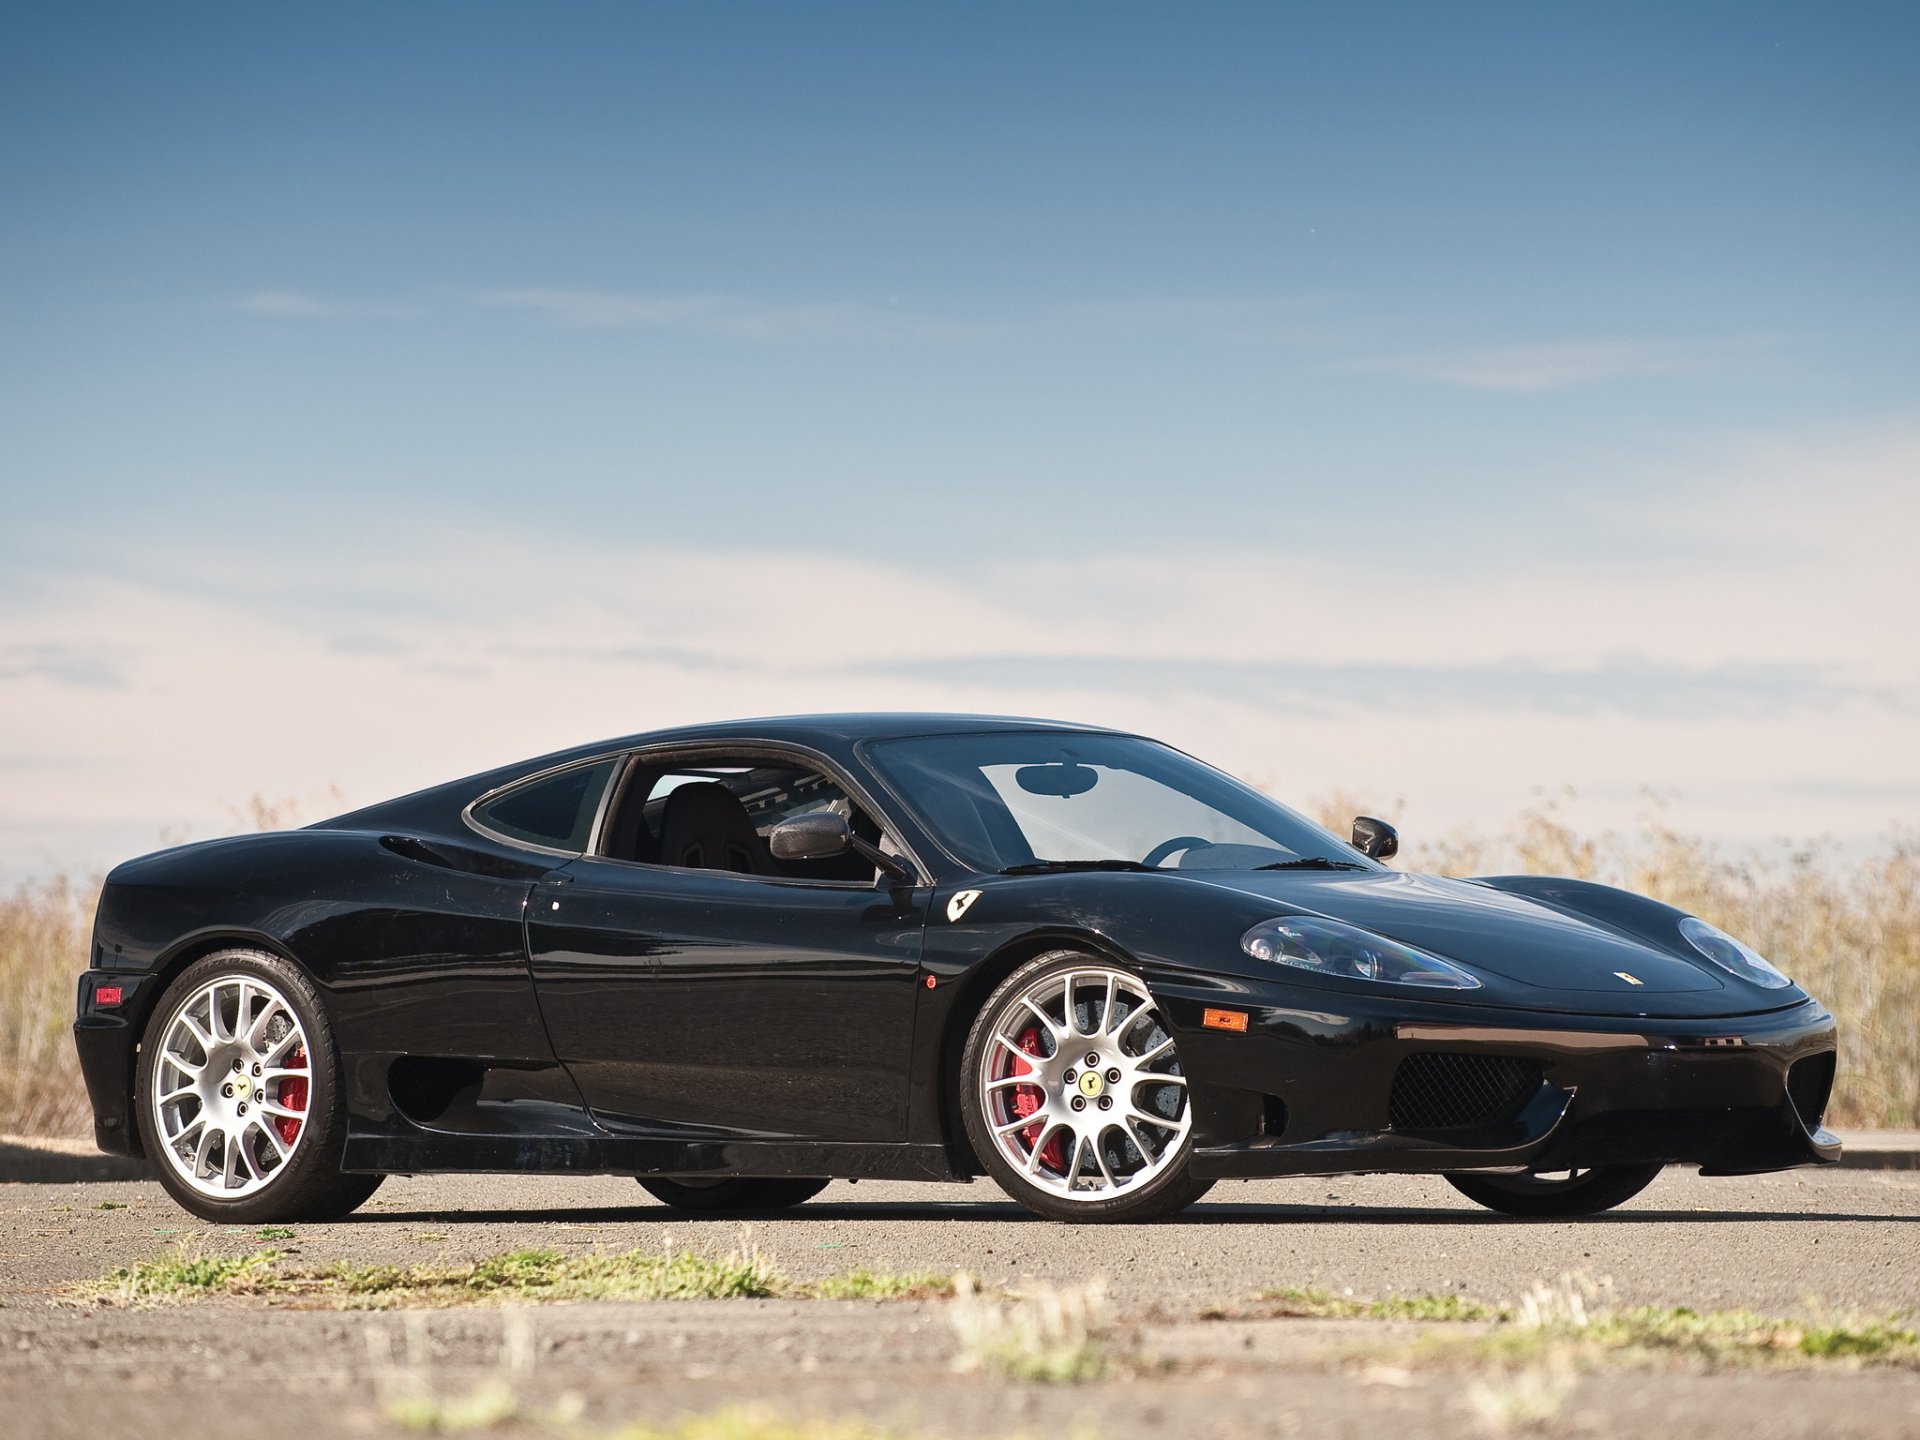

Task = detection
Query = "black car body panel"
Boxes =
[75,712,1840,1184]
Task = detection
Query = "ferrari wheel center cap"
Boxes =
[1076,1070,1105,1099]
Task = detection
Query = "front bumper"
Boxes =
[1151,980,1840,1180]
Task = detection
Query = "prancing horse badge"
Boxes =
[946,889,982,922]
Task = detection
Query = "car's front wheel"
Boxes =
[134,948,382,1223]
[961,952,1213,1222]
[1446,1164,1664,1218]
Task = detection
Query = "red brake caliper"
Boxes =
[275,1045,309,1147]
[1009,1027,1066,1173]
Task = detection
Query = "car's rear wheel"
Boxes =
[961,952,1213,1222]
[135,948,382,1223]
[1446,1163,1664,1218]
[637,1177,830,1211]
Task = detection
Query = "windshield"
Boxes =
[863,731,1377,874]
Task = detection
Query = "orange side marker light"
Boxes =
[1202,1007,1248,1032]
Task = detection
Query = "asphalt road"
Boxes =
[5,1166,1917,1314]
[3,1168,1918,1440]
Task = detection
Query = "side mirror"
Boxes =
[1351,816,1399,861]
[768,812,852,861]
[768,811,919,886]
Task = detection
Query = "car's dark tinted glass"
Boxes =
[597,756,891,883]
[864,732,1374,874]
[472,759,619,851]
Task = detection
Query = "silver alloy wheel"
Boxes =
[150,974,313,1199]
[978,965,1190,1201]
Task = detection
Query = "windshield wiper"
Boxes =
[1255,856,1370,872]
[999,859,1161,875]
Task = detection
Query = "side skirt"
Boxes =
[342,1117,962,1182]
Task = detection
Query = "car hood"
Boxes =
[1176,868,1768,1016]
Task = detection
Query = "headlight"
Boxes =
[1678,916,1793,989]
[1241,917,1482,989]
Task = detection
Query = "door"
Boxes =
[525,755,930,1141]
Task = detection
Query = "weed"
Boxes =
[803,1267,952,1301]
[368,1307,562,1433]
[1466,1358,1578,1435]
[1245,1273,1920,1374]
[1405,1271,1920,1371]
[96,1245,284,1304]
[77,1239,949,1311]
[947,1272,1110,1382]
[1247,1285,1500,1322]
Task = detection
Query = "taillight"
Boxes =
[95,984,123,1007]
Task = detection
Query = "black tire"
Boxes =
[1445,1163,1664,1218]
[960,951,1214,1223]
[637,1177,831,1212]
[134,947,383,1224]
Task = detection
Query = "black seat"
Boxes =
[654,782,771,875]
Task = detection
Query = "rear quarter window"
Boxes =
[470,759,619,851]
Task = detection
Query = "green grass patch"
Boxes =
[1209,1285,1502,1323]
[77,1242,950,1310]
[339,1246,783,1304]
[99,1247,285,1303]
[803,1267,952,1301]
[1216,1281,1919,1372]
[1426,1305,1920,1370]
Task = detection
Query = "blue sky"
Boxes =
[2,3,1916,877]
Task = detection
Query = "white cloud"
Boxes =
[1342,336,1777,392]
[471,288,1331,344]
[2,427,1914,879]
[471,289,984,341]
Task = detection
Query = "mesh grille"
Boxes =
[1389,1052,1543,1131]
[1787,1051,1836,1126]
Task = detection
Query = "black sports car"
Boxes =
[73,714,1840,1224]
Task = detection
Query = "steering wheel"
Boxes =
[1142,835,1214,869]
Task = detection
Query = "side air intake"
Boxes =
[1389,1052,1544,1130]
[1786,1051,1836,1128]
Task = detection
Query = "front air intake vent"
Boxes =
[1389,1052,1544,1131]
[1787,1051,1836,1127]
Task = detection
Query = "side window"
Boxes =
[470,759,619,852]
[600,754,887,882]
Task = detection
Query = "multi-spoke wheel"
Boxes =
[135,949,382,1223]
[1446,1163,1663,1218]
[961,952,1213,1221]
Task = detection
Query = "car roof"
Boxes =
[316,713,1133,835]
[598,711,1126,751]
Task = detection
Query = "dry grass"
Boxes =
[0,877,95,1136]
[3,798,1916,1135]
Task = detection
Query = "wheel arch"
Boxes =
[931,927,1148,1175]
[121,929,316,1157]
